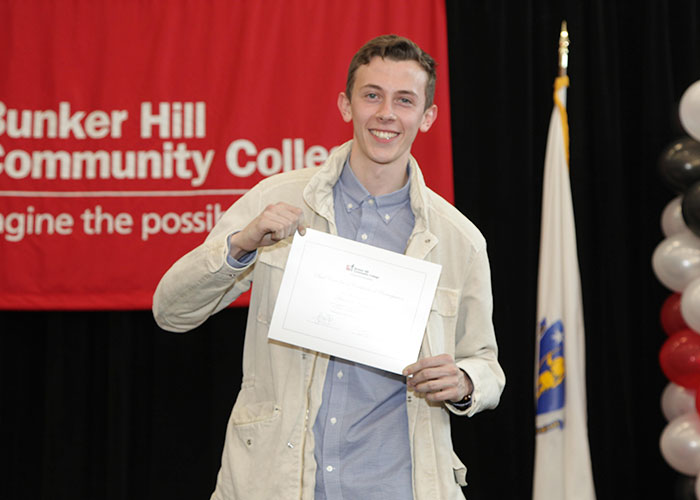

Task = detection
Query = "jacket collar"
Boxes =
[303,140,433,240]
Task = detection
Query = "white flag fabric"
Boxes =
[533,76,596,500]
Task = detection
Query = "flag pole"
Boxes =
[534,19,596,500]
[559,21,569,77]
[555,21,570,167]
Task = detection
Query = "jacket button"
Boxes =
[246,439,252,446]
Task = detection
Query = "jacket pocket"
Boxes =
[451,450,468,487]
[431,286,459,316]
[231,400,281,426]
[230,400,282,451]
[225,400,284,497]
[424,287,460,356]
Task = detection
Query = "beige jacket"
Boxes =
[153,141,505,500]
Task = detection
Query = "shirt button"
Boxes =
[361,233,368,240]
[337,370,343,379]
[368,199,375,205]
[384,214,391,221]
[347,203,353,209]
[330,417,337,425]
[326,465,334,472]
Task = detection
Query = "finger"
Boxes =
[268,221,297,242]
[260,209,303,241]
[415,371,469,403]
[412,370,460,391]
[412,377,448,394]
[407,363,458,386]
[403,353,453,376]
[296,211,306,236]
[424,387,460,403]
[403,359,432,377]
[269,202,303,220]
[263,207,300,227]
[268,206,305,238]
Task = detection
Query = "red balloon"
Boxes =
[660,330,700,388]
[661,293,689,335]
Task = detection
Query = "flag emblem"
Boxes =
[536,318,566,415]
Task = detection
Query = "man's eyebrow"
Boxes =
[359,84,419,97]
[359,84,384,92]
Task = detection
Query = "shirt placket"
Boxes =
[356,197,378,244]
[319,359,348,499]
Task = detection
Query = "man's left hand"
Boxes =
[403,354,473,403]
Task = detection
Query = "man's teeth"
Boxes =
[371,130,398,140]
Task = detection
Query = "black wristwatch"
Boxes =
[451,392,472,410]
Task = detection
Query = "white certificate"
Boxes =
[268,228,442,374]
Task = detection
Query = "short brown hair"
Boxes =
[345,34,437,109]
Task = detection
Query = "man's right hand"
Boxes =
[228,202,306,260]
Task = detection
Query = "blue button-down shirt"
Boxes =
[312,159,415,500]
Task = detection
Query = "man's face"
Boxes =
[338,57,437,173]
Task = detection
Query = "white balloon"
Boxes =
[660,412,700,476]
[683,277,700,333]
[662,382,696,421]
[681,80,700,143]
[662,196,687,237]
[652,231,700,292]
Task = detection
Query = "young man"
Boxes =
[153,34,505,500]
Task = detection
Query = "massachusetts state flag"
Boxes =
[533,75,596,500]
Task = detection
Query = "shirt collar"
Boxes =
[336,156,412,218]
[303,140,433,236]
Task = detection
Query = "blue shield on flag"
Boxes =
[536,318,566,415]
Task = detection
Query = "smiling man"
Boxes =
[153,34,505,500]
[337,55,437,196]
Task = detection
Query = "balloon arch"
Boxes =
[654,80,700,497]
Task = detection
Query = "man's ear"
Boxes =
[338,92,353,123]
[419,104,438,132]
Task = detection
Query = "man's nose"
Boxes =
[376,100,396,120]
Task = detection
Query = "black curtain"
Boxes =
[3,2,700,499]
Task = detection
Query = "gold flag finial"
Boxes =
[559,21,569,76]
[558,21,569,76]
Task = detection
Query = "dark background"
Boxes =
[3,1,700,499]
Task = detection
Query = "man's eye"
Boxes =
[366,93,378,99]
[399,97,413,105]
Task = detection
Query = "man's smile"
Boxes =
[370,129,400,141]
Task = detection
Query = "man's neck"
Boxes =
[347,156,410,197]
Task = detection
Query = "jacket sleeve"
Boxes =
[152,187,263,333]
[450,243,506,417]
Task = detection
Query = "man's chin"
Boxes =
[366,145,403,163]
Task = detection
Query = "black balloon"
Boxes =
[673,474,696,500]
[682,180,700,237]
[659,137,700,193]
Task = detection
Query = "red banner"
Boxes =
[0,0,453,310]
